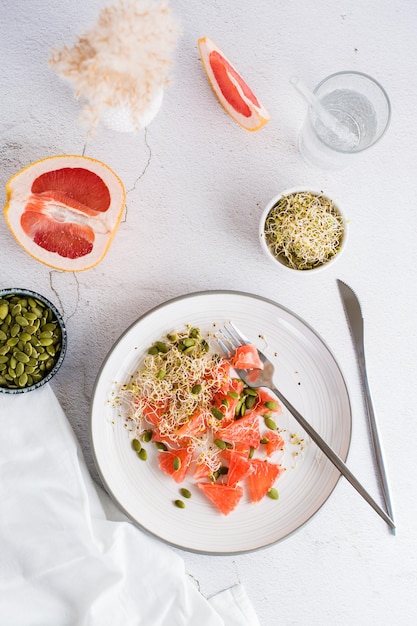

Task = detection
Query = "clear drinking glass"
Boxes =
[298,71,391,170]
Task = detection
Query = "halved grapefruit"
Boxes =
[4,155,125,271]
[198,36,270,131]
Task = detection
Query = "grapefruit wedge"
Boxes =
[4,155,125,271]
[198,36,270,131]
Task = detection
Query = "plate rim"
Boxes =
[90,289,352,555]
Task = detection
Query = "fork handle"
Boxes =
[271,385,396,532]
[358,356,395,533]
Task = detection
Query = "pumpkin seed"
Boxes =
[264,401,279,411]
[174,499,185,509]
[211,407,224,420]
[141,429,153,443]
[214,438,226,450]
[264,417,277,430]
[179,488,192,499]
[131,438,142,452]
[267,488,279,500]
[191,383,202,394]
[15,362,24,377]
[173,456,181,471]
[18,373,28,387]
[15,351,30,363]
[138,448,148,461]
[15,315,28,327]
[245,395,257,409]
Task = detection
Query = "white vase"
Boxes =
[99,88,164,133]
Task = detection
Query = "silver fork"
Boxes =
[217,322,395,532]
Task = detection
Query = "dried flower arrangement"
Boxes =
[50,0,180,132]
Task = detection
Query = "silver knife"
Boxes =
[337,279,395,534]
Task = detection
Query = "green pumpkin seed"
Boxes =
[141,430,153,443]
[0,330,7,341]
[174,499,185,509]
[131,438,142,452]
[267,488,279,500]
[0,355,9,364]
[191,383,202,394]
[24,343,32,356]
[14,351,29,363]
[264,401,279,411]
[148,345,159,355]
[15,315,28,327]
[138,448,148,461]
[0,304,8,320]
[211,407,224,420]
[245,395,257,410]
[9,356,17,369]
[179,488,192,499]
[264,417,277,430]
[41,323,56,332]
[182,337,195,347]
[214,438,226,450]
[154,441,168,451]
[15,362,25,377]
[46,344,56,356]
[24,311,38,321]
[156,369,166,380]
[173,456,181,471]
[39,337,53,346]
[155,341,168,353]
[7,337,19,347]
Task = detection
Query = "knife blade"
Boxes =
[337,279,395,533]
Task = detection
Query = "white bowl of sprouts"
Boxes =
[259,188,348,273]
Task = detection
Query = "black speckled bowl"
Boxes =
[0,288,67,394]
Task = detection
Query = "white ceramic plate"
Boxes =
[91,291,351,554]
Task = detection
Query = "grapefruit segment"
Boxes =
[198,482,243,515]
[4,155,125,271]
[198,36,270,131]
[230,344,263,370]
[247,459,283,503]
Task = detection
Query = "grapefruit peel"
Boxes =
[4,155,126,272]
[198,36,270,131]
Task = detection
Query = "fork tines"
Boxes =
[216,321,249,357]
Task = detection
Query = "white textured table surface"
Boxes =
[1,1,417,624]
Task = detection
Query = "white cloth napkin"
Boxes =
[0,385,260,626]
